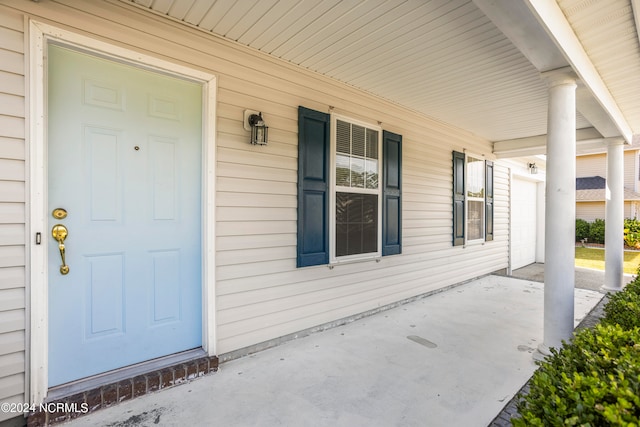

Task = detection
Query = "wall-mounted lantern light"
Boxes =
[244,110,268,145]
[528,162,538,174]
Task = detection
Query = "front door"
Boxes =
[47,44,203,386]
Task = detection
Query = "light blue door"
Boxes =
[47,44,203,386]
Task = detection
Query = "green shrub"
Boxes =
[623,219,640,248]
[514,324,640,426]
[575,218,590,242]
[625,218,640,234]
[603,290,640,330]
[624,230,640,249]
[626,277,640,295]
[589,218,606,244]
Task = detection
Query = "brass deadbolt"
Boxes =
[52,208,67,220]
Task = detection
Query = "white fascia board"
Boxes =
[493,127,606,158]
[524,0,633,144]
[576,87,621,138]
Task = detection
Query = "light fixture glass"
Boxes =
[248,113,268,145]
[528,162,538,174]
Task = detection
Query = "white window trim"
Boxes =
[329,114,383,264]
[464,153,486,245]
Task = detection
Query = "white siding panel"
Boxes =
[0,49,23,75]
[576,153,605,178]
[0,159,24,181]
[0,374,24,421]
[0,203,23,223]
[0,181,24,203]
[576,202,605,222]
[0,267,24,290]
[0,27,22,53]
[3,0,509,362]
[217,176,296,195]
[217,192,296,208]
[0,352,23,378]
[577,200,635,220]
[624,150,636,189]
[217,234,296,252]
[0,246,23,269]
[0,137,24,160]
[0,7,22,31]
[0,93,23,117]
[0,331,24,356]
[0,288,23,311]
[0,310,24,335]
[0,224,23,246]
[0,6,24,413]
[576,151,638,190]
[217,207,296,222]
[217,162,297,183]
[0,116,24,139]
[0,70,24,96]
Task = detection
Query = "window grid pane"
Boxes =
[466,157,484,198]
[336,192,378,257]
[335,120,379,190]
[336,120,350,154]
[466,155,485,241]
[336,154,350,186]
[467,200,484,240]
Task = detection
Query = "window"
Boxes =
[466,155,485,241]
[332,117,382,260]
[297,107,402,267]
[452,151,494,246]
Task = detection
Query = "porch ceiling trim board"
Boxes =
[523,0,632,143]
[474,0,629,147]
[492,128,617,158]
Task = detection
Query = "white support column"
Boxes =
[538,68,577,357]
[602,139,625,292]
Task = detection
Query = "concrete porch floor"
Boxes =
[60,272,605,427]
[508,262,635,291]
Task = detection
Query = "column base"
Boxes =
[533,343,552,362]
[600,284,623,293]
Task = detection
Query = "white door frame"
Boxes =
[28,20,217,404]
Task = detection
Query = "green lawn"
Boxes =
[575,247,640,275]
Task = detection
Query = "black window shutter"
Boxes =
[452,151,465,246]
[297,107,330,267]
[485,160,494,241]
[382,130,402,256]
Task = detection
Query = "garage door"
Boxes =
[511,178,538,270]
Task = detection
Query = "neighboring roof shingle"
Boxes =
[576,176,640,201]
[576,176,605,190]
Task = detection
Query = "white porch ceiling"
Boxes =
[121,0,640,149]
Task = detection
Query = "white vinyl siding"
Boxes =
[576,153,605,178]
[576,202,604,223]
[3,0,508,366]
[575,202,637,223]
[0,6,26,422]
[576,151,639,190]
[625,151,637,191]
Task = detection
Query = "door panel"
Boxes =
[512,178,537,270]
[47,44,203,386]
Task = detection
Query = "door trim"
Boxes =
[28,20,217,404]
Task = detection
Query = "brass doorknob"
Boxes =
[52,224,69,275]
